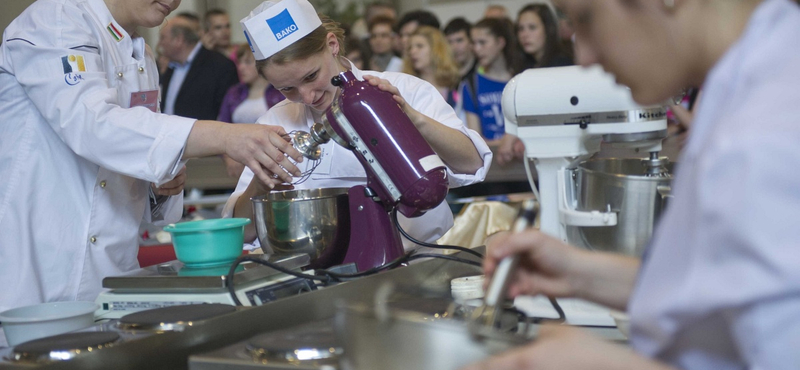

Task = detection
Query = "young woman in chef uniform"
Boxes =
[465,0,800,369]
[224,0,493,250]
[0,0,302,320]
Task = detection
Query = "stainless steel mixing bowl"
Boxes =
[568,157,675,257]
[251,188,351,269]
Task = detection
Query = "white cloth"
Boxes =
[0,0,195,313]
[222,62,493,249]
[384,55,403,73]
[628,1,800,369]
[232,97,268,124]
[163,42,202,115]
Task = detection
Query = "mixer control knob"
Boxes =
[331,76,343,86]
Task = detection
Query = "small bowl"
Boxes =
[163,218,250,268]
[0,301,98,346]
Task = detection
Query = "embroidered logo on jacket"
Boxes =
[266,8,298,41]
[61,54,86,85]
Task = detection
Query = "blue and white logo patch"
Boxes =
[266,8,298,41]
[240,0,322,59]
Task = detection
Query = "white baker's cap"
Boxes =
[241,0,322,60]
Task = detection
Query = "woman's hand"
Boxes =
[461,325,675,370]
[485,229,584,299]
[222,124,304,188]
[496,134,525,166]
[152,165,186,196]
[362,75,428,129]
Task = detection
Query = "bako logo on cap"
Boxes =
[266,8,298,41]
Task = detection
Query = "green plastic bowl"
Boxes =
[163,218,251,268]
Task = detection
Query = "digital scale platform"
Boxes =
[95,254,316,319]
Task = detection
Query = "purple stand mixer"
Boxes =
[292,70,449,271]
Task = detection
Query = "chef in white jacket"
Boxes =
[0,0,303,317]
[465,0,800,369]
[223,0,492,250]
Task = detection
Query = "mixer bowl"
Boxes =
[251,188,351,269]
[568,157,675,257]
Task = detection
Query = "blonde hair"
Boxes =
[402,26,461,89]
[256,15,345,72]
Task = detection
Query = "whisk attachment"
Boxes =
[279,130,323,185]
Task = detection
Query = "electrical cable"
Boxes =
[226,255,333,306]
[391,207,484,259]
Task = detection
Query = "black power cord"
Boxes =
[391,207,484,259]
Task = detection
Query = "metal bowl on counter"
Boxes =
[251,188,351,269]
[568,157,675,257]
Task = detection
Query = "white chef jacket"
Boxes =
[0,0,195,314]
[222,62,493,249]
[628,0,800,368]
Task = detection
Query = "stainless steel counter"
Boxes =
[36,252,484,370]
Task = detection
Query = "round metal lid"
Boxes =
[246,324,342,363]
[11,332,120,363]
[116,303,235,332]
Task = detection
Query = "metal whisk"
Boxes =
[280,130,323,185]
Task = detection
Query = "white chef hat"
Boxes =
[241,0,322,60]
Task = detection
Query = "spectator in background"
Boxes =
[349,1,397,41]
[176,11,202,33]
[395,10,441,57]
[516,3,573,69]
[203,9,236,63]
[444,17,478,122]
[368,15,403,72]
[345,37,369,70]
[483,4,509,19]
[554,5,575,55]
[157,12,201,74]
[403,26,461,107]
[217,44,286,178]
[158,17,239,120]
[444,18,477,81]
[496,4,575,165]
[462,18,521,143]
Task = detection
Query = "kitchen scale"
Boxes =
[95,254,316,320]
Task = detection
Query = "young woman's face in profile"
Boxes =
[262,49,341,113]
[517,11,547,57]
[556,0,686,105]
[237,52,259,85]
[408,35,433,72]
[471,28,505,69]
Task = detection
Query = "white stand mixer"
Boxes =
[501,65,669,246]
[502,66,670,327]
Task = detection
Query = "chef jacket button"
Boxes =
[90,236,97,243]
[138,66,145,72]
[100,181,107,188]
[117,72,123,78]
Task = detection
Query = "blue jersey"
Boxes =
[461,73,507,140]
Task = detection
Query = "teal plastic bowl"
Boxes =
[163,218,251,268]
